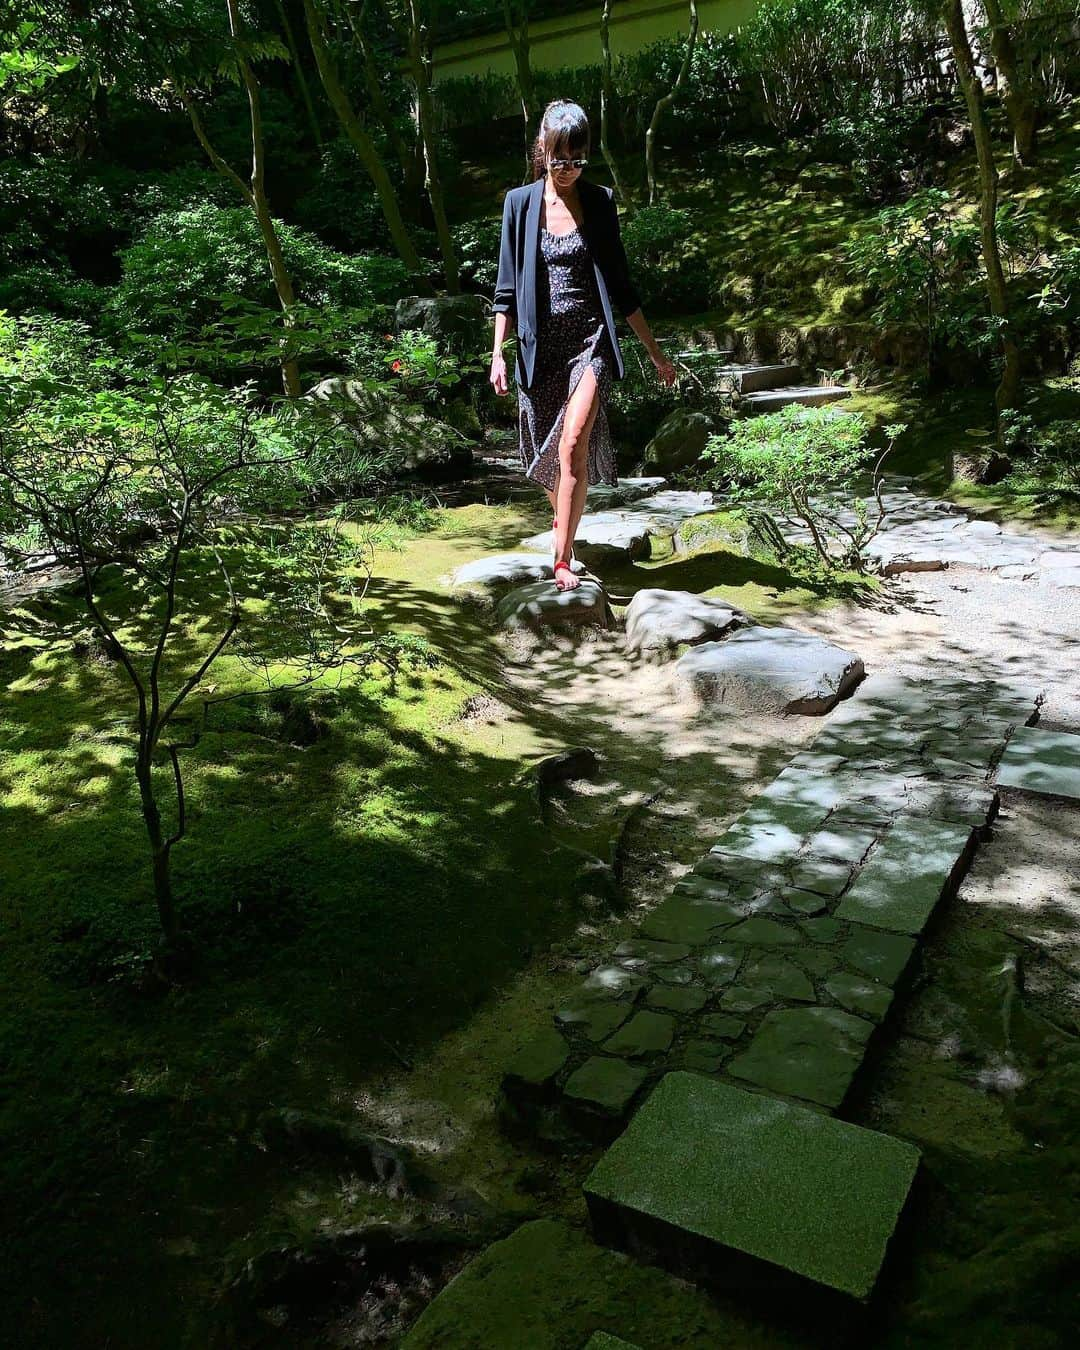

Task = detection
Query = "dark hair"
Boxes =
[530,100,590,181]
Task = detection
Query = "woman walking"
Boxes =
[489,99,676,591]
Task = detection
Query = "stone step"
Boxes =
[741,385,852,413]
[584,1072,921,1303]
[717,362,803,393]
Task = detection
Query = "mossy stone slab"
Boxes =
[728,1006,875,1108]
[584,1335,641,1350]
[834,817,974,935]
[584,1073,920,1301]
[697,943,743,987]
[646,984,708,1014]
[719,985,773,1013]
[641,896,744,945]
[842,927,916,986]
[995,725,1080,801]
[700,1013,746,1040]
[789,858,852,897]
[564,1057,648,1117]
[740,954,816,1003]
[557,1000,634,1043]
[582,966,648,999]
[801,821,881,866]
[825,971,894,1022]
[724,917,800,946]
[603,1011,676,1059]
[503,1028,570,1092]
[615,939,692,966]
[402,1218,736,1349]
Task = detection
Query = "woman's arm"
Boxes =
[490,193,517,394]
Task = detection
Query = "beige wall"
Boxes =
[429,0,759,85]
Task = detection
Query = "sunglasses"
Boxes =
[549,157,588,171]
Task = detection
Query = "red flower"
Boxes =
[384,333,392,341]
[391,359,402,372]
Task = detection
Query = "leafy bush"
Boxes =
[452,217,502,292]
[701,404,906,571]
[1006,419,1080,504]
[622,203,713,312]
[819,97,926,201]
[107,204,408,340]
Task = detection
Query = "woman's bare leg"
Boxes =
[553,365,601,591]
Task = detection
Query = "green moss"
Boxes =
[401,1218,773,1349]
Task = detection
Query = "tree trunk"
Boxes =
[502,0,537,184]
[941,0,1021,419]
[982,0,1038,165]
[225,0,302,396]
[599,0,629,203]
[404,0,460,293]
[136,758,179,943]
[645,0,699,205]
[303,0,430,284]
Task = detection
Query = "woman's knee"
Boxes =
[559,374,600,470]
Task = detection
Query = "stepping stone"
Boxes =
[720,985,774,1013]
[623,588,746,654]
[800,820,880,866]
[698,943,743,987]
[503,1028,570,1095]
[676,625,864,715]
[585,1335,641,1349]
[602,1010,676,1058]
[520,512,656,562]
[834,817,974,936]
[742,385,852,413]
[450,552,584,590]
[995,725,1080,802]
[582,966,648,999]
[587,477,666,508]
[728,1006,875,1108]
[584,1073,921,1301]
[711,797,832,863]
[495,578,613,632]
[563,1056,648,1120]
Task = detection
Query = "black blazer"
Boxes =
[492,176,642,391]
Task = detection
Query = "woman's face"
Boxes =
[546,144,587,187]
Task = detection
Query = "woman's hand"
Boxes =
[489,351,509,396]
[651,351,677,388]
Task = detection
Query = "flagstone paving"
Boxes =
[994,725,1080,802]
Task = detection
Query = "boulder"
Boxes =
[641,407,717,476]
[675,624,864,715]
[494,578,614,632]
[393,293,488,350]
[623,588,747,654]
[306,377,471,479]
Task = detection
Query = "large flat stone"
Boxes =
[451,551,585,590]
[995,725,1080,801]
[584,1073,921,1301]
[728,1006,875,1108]
[503,1027,570,1095]
[623,588,746,654]
[495,578,613,632]
[834,818,974,935]
[602,1011,676,1058]
[640,895,745,944]
[564,1057,648,1118]
[675,625,864,715]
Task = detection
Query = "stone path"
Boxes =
[785,482,1080,586]
[995,725,1080,801]
[499,670,1040,1299]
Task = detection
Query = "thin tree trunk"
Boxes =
[136,758,179,943]
[982,0,1038,165]
[942,0,1021,418]
[335,0,421,197]
[645,0,699,205]
[502,0,537,184]
[274,0,323,149]
[403,0,460,292]
[303,0,430,283]
[599,0,629,203]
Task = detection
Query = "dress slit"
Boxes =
[517,225,618,493]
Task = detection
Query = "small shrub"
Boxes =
[701,404,906,571]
